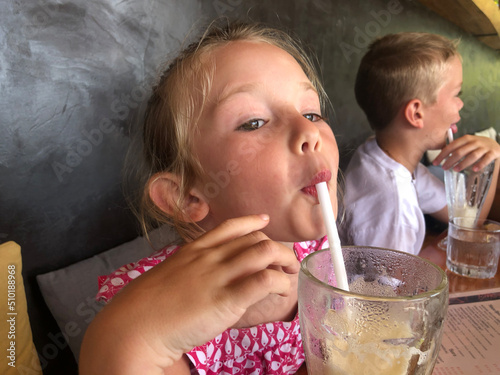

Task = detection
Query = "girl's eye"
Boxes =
[457,90,463,97]
[304,113,324,122]
[237,119,266,131]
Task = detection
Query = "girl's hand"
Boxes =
[79,214,300,375]
[433,134,500,172]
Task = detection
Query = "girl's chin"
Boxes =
[267,215,326,243]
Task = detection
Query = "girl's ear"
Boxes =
[404,99,425,129]
[148,172,209,223]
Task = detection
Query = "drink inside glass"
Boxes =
[446,217,500,278]
[298,247,448,375]
[438,161,495,250]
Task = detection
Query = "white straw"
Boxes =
[316,182,349,291]
[447,128,454,144]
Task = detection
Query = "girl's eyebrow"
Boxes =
[216,81,317,106]
[216,82,260,105]
[298,81,318,94]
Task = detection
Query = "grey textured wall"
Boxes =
[1,1,215,373]
[1,0,498,373]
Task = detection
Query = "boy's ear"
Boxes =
[404,99,425,129]
[148,172,209,223]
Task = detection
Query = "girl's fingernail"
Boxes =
[259,214,270,221]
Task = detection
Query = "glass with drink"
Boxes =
[438,161,495,250]
[298,246,448,375]
[446,217,500,278]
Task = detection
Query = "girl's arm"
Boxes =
[79,214,300,375]
[433,134,500,220]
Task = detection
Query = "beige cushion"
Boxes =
[474,126,497,140]
[0,241,42,374]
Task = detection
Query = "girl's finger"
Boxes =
[193,214,270,249]
[220,238,300,282]
[222,268,295,314]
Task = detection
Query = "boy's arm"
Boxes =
[429,205,449,223]
[478,159,499,221]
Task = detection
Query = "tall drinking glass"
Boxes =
[438,161,495,250]
[298,247,448,375]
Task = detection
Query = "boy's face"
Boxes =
[423,56,463,148]
[192,40,339,242]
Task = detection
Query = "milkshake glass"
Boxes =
[298,247,448,375]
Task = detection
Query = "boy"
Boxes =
[340,32,499,255]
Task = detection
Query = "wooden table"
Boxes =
[295,230,500,374]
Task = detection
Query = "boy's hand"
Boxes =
[433,134,500,172]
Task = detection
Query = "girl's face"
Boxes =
[192,40,339,242]
[424,56,464,148]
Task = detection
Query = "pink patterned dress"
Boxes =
[96,237,328,375]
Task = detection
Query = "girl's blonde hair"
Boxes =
[355,32,460,131]
[136,20,330,241]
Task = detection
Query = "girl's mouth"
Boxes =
[301,170,332,197]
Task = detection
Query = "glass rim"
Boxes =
[300,246,448,302]
[451,217,500,232]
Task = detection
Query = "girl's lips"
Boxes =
[450,124,458,133]
[301,170,332,197]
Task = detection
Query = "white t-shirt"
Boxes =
[340,138,446,255]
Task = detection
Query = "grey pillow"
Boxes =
[36,226,180,361]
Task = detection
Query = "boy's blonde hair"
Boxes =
[137,20,330,241]
[355,32,460,131]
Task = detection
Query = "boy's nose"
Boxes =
[290,115,321,154]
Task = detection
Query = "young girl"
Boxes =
[79,21,339,374]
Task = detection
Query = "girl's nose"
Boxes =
[290,115,321,154]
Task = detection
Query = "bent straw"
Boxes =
[316,182,349,291]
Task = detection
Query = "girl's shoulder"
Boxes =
[95,244,182,303]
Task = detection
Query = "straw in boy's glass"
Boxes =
[315,182,349,291]
[447,128,454,144]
